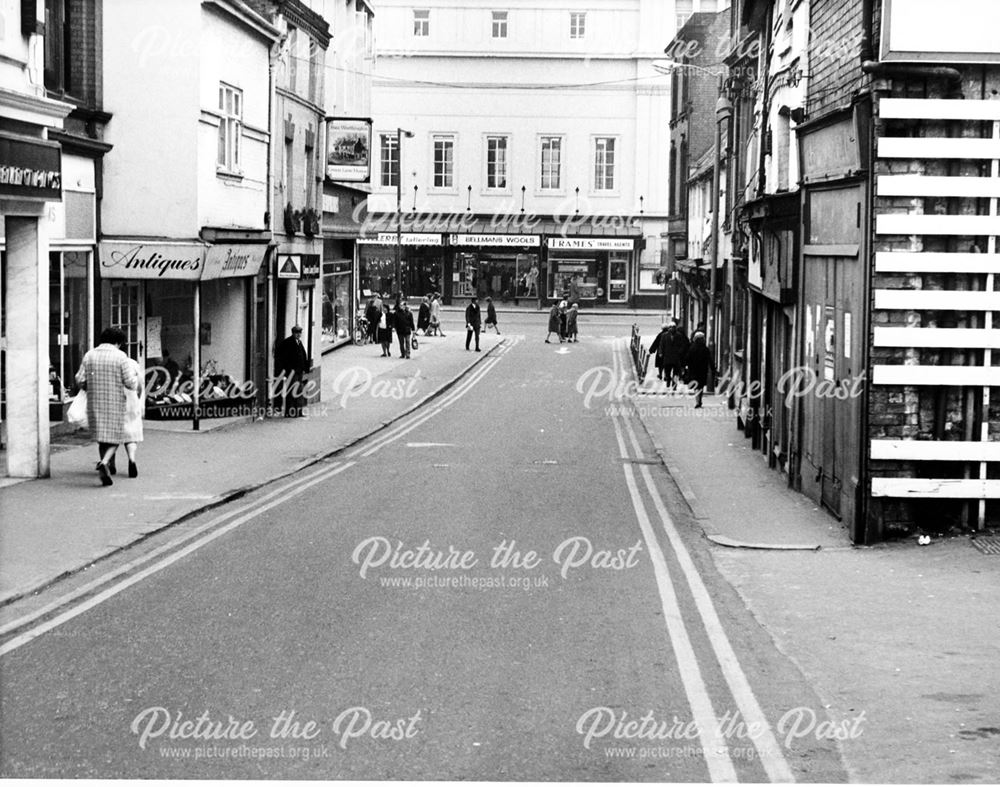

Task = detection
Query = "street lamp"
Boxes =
[395,127,414,299]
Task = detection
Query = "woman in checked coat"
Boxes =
[75,326,139,486]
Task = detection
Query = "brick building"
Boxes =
[715,0,1000,542]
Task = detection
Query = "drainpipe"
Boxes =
[264,35,283,413]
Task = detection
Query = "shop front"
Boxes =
[47,152,103,421]
[544,237,634,305]
[1,125,67,477]
[357,232,444,301]
[97,240,267,425]
[449,234,540,303]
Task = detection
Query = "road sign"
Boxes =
[277,254,301,279]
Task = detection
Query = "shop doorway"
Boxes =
[108,281,144,367]
[608,256,628,303]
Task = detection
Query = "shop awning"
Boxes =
[98,241,267,280]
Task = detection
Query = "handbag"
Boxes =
[411,336,418,350]
[67,390,89,429]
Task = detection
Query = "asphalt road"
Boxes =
[0,318,848,781]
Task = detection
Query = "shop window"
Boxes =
[380,134,400,188]
[594,137,616,192]
[539,136,563,191]
[491,10,508,38]
[486,135,508,190]
[432,135,455,189]
[413,9,429,36]
[217,83,243,174]
[569,11,586,38]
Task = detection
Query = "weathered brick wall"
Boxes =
[807,0,865,119]
[68,0,99,106]
[870,68,1000,535]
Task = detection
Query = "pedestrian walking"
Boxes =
[465,295,482,351]
[648,323,673,382]
[122,356,144,478]
[417,295,431,335]
[672,320,690,375]
[566,302,579,342]
[661,324,685,388]
[275,325,311,417]
[377,302,394,356]
[545,301,561,343]
[684,329,712,408]
[484,297,501,334]
[365,296,381,344]
[396,301,415,359]
[428,293,445,336]
[74,326,139,486]
[558,300,568,341]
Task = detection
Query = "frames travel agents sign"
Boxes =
[548,237,634,251]
[881,0,1000,63]
[99,242,204,280]
[0,133,62,201]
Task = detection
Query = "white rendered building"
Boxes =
[365,0,691,306]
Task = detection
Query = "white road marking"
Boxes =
[613,338,796,783]
[0,462,353,651]
[612,412,738,783]
[405,442,456,448]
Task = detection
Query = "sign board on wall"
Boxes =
[881,0,1000,63]
[99,242,204,280]
[548,238,634,251]
[326,118,372,182]
[201,244,267,280]
[0,133,62,201]
[450,234,541,247]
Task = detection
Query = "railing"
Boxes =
[630,324,649,382]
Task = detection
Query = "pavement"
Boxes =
[0,324,504,605]
[633,373,1000,783]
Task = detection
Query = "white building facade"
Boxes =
[0,0,74,477]
[366,0,680,307]
[100,0,279,424]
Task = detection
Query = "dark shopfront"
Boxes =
[450,234,541,303]
[544,237,633,305]
[357,232,444,301]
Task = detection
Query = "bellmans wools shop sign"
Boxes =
[0,133,62,201]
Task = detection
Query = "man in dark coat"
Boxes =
[465,296,482,351]
[396,301,415,359]
[275,325,311,416]
[417,295,431,334]
[684,330,712,408]
[648,324,674,382]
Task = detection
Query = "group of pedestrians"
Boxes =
[545,300,578,343]
[649,320,713,408]
[362,292,453,359]
[462,295,499,351]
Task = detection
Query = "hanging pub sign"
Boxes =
[98,242,204,280]
[201,244,268,280]
[881,0,1000,63]
[0,132,62,201]
[326,118,372,182]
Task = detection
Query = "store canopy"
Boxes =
[98,241,268,281]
